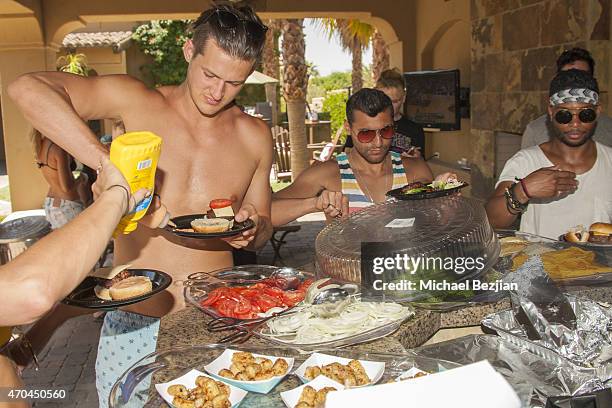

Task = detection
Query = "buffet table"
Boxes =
[156,283,612,353]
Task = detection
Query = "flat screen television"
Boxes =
[403,69,461,131]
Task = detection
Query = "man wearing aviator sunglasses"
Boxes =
[271,88,437,226]
[9,4,273,407]
[486,69,612,240]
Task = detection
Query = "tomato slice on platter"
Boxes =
[215,298,238,318]
[200,290,222,307]
[282,291,305,306]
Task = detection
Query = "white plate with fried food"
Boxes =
[294,353,385,388]
[154,369,247,408]
[280,375,344,408]
[204,349,294,394]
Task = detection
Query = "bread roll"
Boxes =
[94,285,112,300]
[109,276,153,300]
[191,218,231,233]
[564,231,590,243]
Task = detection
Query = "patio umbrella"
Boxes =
[245,71,279,125]
[245,70,279,84]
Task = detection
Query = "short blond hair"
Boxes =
[375,68,405,91]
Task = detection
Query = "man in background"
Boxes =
[521,48,612,148]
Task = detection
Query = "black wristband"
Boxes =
[107,184,131,215]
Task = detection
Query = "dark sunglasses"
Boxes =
[554,108,597,124]
[194,9,268,40]
[355,125,395,143]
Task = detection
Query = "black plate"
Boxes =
[165,214,255,239]
[387,182,468,200]
[62,269,172,310]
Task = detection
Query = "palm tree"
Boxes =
[371,29,390,84]
[281,19,309,179]
[56,53,89,76]
[263,19,282,126]
[317,19,374,93]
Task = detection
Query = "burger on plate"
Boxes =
[564,223,612,245]
[588,222,612,245]
[90,264,153,301]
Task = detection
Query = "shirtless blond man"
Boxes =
[9,4,272,405]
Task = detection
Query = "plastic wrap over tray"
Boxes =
[413,334,609,408]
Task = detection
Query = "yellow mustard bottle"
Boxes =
[0,326,11,347]
[110,131,162,235]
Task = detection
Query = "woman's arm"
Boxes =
[0,157,148,326]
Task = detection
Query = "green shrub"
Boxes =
[322,92,349,142]
[132,20,191,86]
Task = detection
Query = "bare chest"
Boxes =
[125,114,257,214]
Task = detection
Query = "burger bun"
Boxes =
[589,222,612,236]
[108,276,153,300]
[94,285,112,301]
[191,218,231,233]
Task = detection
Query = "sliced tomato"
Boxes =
[200,289,223,306]
[233,295,252,315]
[209,199,233,209]
[282,291,305,306]
[263,286,284,298]
[215,298,238,318]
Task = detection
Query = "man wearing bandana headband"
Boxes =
[486,69,612,239]
[521,47,612,148]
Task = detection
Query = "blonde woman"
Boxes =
[32,129,91,229]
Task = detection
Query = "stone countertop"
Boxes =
[145,284,611,407]
[157,283,612,353]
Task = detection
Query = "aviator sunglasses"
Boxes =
[553,108,597,125]
[193,9,268,40]
[355,125,395,143]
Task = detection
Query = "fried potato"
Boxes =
[298,385,316,405]
[218,369,235,379]
[172,396,196,408]
[305,366,322,380]
[168,384,189,397]
[272,358,289,376]
[314,387,337,407]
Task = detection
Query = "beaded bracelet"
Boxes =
[504,183,528,214]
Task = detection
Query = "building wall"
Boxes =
[414,0,472,164]
[470,0,610,198]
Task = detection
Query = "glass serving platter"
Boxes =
[184,265,315,323]
[109,344,460,407]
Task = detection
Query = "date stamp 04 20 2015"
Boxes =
[0,387,68,402]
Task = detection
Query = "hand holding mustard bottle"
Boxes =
[107,132,163,235]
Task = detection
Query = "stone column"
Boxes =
[0,46,58,210]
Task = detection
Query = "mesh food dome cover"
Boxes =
[315,196,500,302]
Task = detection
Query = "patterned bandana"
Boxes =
[549,88,599,106]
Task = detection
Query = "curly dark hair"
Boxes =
[346,88,393,125]
[549,68,599,96]
[190,4,267,61]
[556,48,595,75]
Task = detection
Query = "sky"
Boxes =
[303,19,373,77]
